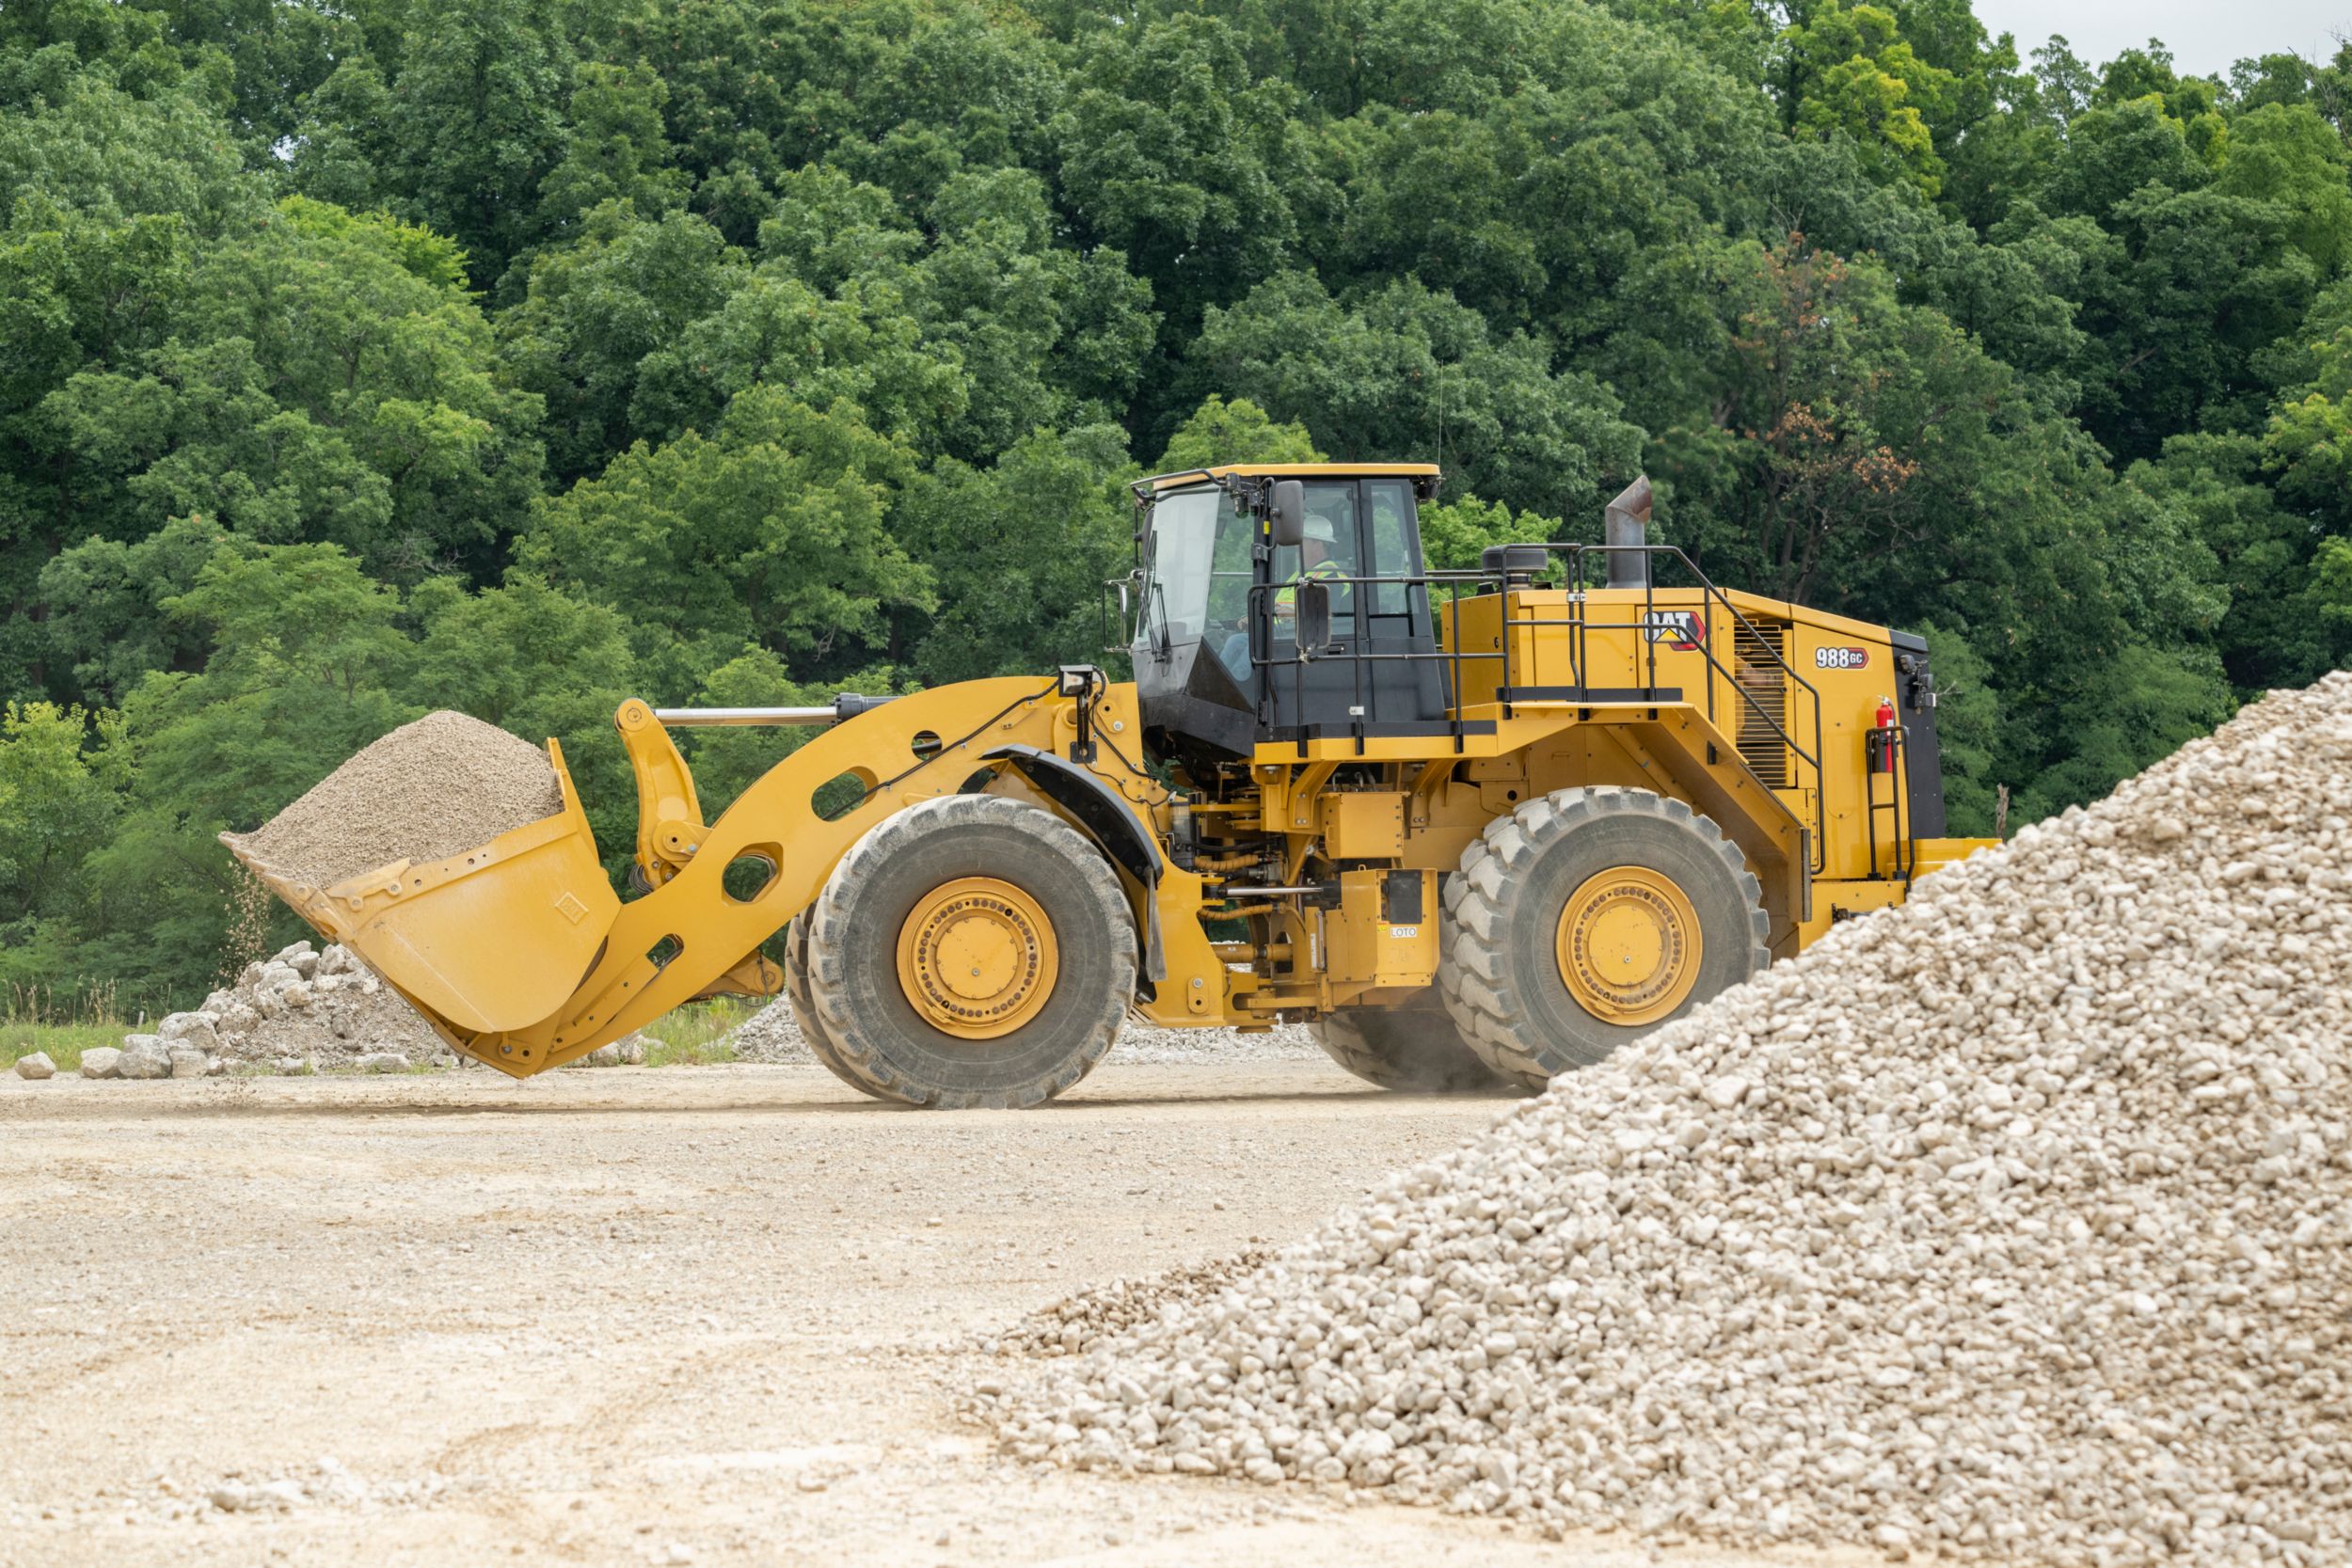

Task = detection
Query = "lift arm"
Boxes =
[230,677,1095,1077]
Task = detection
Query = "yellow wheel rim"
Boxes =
[1554,865,1702,1025]
[896,877,1058,1040]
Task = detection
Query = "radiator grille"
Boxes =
[1732,619,1792,788]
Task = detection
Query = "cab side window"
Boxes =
[1270,483,1359,621]
[1365,481,1417,617]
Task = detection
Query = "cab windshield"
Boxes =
[1133,485,1256,655]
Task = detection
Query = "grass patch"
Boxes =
[3,981,129,1071]
[640,995,758,1066]
[0,1022,125,1073]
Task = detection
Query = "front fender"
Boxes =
[976,744,1167,989]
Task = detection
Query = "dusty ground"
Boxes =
[1,1058,1883,1568]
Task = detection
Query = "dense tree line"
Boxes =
[2,0,2348,1005]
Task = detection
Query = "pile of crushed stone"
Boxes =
[727,999,1325,1068]
[1005,1251,1276,1359]
[721,997,817,1064]
[94,940,655,1078]
[113,942,451,1076]
[225,711,561,890]
[981,673,2352,1566]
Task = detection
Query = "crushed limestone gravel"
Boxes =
[982,673,2352,1567]
[726,998,1323,1067]
[226,711,561,890]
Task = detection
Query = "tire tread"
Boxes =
[1438,786,1772,1089]
[803,795,1133,1109]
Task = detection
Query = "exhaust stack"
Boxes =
[1604,475,1653,590]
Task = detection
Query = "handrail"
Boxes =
[1498,542,1827,874]
[1865,722,1912,881]
[1242,572,1506,755]
[1241,543,1829,872]
[1514,542,1824,761]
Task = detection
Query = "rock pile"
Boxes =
[224,710,561,891]
[91,942,449,1077]
[723,997,815,1064]
[1009,1251,1275,1359]
[984,673,2352,1566]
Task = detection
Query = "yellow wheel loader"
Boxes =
[226,465,1994,1104]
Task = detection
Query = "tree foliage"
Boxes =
[0,0,2344,1005]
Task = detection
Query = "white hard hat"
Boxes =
[1303,514,1339,544]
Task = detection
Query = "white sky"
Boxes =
[1970,0,2350,77]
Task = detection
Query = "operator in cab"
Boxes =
[1219,511,1349,680]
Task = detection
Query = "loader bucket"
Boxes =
[221,738,620,1038]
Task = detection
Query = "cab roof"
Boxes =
[1140,462,1441,494]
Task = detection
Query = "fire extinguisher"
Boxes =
[1871,695,1898,773]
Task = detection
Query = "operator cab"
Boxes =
[1124,465,1454,767]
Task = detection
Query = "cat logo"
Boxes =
[1641,610,1707,651]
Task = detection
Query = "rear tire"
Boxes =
[1308,995,1509,1092]
[803,795,1135,1108]
[1439,786,1770,1090]
[783,914,887,1100]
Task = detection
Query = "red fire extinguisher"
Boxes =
[1871,695,1898,773]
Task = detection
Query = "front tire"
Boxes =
[783,914,887,1100]
[1439,787,1769,1089]
[803,795,1135,1108]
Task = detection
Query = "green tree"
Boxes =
[1188,272,1642,517]
[43,197,545,579]
[294,0,571,289]
[37,515,233,705]
[2214,103,2352,277]
[896,424,1137,685]
[630,267,967,459]
[1053,14,1300,343]
[0,701,122,926]
[1777,4,1958,198]
[1417,495,1562,570]
[520,387,935,692]
[499,204,742,483]
[0,699,126,995]
[2130,434,2334,693]
[1155,394,1325,470]
[537,61,687,233]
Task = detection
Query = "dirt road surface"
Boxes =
[2,1060,1877,1568]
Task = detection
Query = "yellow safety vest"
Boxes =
[1273,559,1346,612]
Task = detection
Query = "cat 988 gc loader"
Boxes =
[226,464,1994,1104]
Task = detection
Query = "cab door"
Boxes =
[1259,478,1446,739]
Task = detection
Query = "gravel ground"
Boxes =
[729,996,1327,1067]
[0,1060,1873,1568]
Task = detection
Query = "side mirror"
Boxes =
[1295,578,1333,657]
[1268,480,1306,548]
